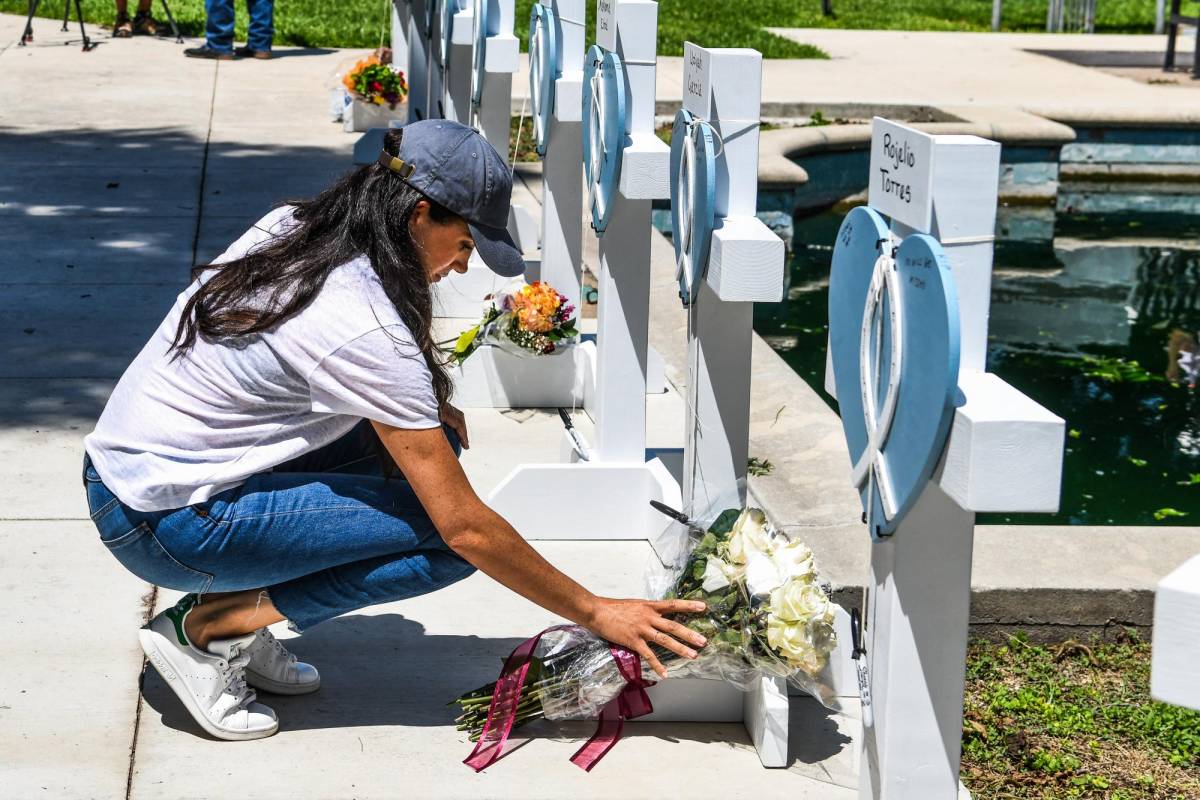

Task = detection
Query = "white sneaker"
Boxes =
[244,627,321,695]
[138,595,279,741]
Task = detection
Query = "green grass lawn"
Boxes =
[6,0,1186,58]
[961,634,1200,799]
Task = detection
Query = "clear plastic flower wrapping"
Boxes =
[525,504,843,722]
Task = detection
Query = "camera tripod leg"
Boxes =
[61,0,68,31]
[159,0,183,44]
[21,0,40,44]
[72,0,93,50]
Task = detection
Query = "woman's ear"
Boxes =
[412,199,430,225]
[410,199,430,240]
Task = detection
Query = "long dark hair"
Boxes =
[169,128,456,412]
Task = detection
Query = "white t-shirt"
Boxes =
[84,206,442,512]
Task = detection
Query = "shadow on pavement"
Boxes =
[140,613,528,737]
[0,124,352,429]
[138,611,851,769]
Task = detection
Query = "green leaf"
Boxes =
[454,325,480,353]
[1128,457,1147,468]
[1068,428,1081,439]
[747,456,774,477]
[1153,507,1188,521]
[707,509,741,536]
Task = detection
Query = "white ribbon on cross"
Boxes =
[586,62,609,223]
[849,241,904,524]
[674,118,698,287]
[469,0,485,122]
[529,16,547,145]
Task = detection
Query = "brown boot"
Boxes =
[234,45,272,60]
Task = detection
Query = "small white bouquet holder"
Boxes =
[341,93,408,133]
[451,338,594,408]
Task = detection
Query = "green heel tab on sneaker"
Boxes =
[163,594,200,647]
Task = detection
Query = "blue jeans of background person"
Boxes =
[205,0,275,54]
[83,420,475,631]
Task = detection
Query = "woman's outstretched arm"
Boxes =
[372,421,707,677]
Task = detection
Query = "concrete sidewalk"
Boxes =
[0,15,854,800]
[509,30,1200,125]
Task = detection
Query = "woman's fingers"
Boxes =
[635,641,669,679]
[651,598,708,615]
[651,616,707,650]
[645,624,698,661]
[440,404,470,449]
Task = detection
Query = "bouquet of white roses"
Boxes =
[454,506,839,766]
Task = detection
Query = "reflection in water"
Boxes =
[754,205,1200,526]
[1166,329,1199,389]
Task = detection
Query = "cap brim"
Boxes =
[468,221,526,278]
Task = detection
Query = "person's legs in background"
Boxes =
[113,0,133,36]
[241,0,274,58]
[131,0,164,36]
[184,0,235,59]
[205,0,235,52]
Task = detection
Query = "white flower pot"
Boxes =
[342,98,406,133]
[451,340,594,408]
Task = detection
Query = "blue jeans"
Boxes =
[205,0,274,53]
[83,420,476,631]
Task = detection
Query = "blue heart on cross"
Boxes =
[669,108,716,306]
[528,2,559,156]
[582,45,626,234]
[828,206,962,539]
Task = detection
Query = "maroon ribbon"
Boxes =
[568,646,656,771]
[463,628,655,773]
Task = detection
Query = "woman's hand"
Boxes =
[585,598,709,679]
[439,402,470,449]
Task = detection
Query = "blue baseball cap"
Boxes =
[377,119,525,278]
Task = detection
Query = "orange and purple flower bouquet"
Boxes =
[449,281,579,365]
[343,54,408,109]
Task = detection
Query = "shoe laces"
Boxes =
[257,627,298,665]
[215,646,256,711]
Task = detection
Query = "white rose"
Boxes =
[766,614,813,662]
[745,551,784,597]
[773,538,815,581]
[792,643,828,676]
[701,555,741,593]
[770,578,829,623]
[766,615,829,676]
[727,508,772,565]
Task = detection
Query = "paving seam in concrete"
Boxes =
[190,61,220,269]
[125,585,157,800]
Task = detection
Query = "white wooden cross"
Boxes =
[586,0,668,462]
[430,0,532,318]
[484,0,679,537]
[670,42,796,769]
[526,0,586,314]
[1151,553,1200,712]
[827,119,1065,798]
[434,0,473,124]
[403,0,432,122]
